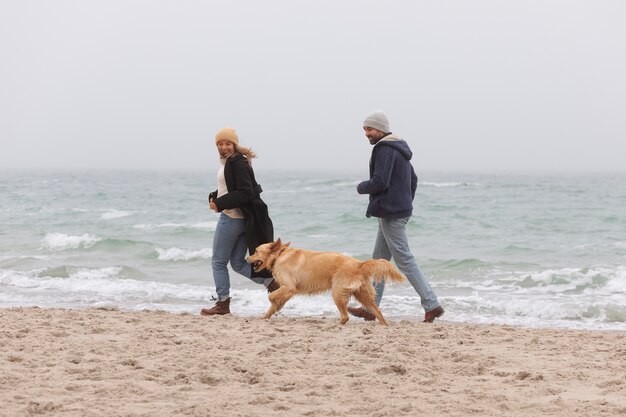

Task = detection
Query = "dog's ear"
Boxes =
[283,241,291,248]
[271,239,282,251]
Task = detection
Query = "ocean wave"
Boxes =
[2,266,123,289]
[0,267,210,305]
[435,258,491,271]
[307,234,337,239]
[332,181,360,187]
[430,266,626,326]
[36,265,72,279]
[41,233,102,251]
[101,209,135,219]
[0,255,51,262]
[458,266,625,294]
[40,234,161,253]
[1,265,624,329]
[68,238,156,256]
[440,296,626,330]
[272,180,358,193]
[420,181,478,187]
[155,247,212,261]
[134,222,217,230]
[514,267,619,293]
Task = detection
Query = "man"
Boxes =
[348,111,445,323]
[200,127,279,316]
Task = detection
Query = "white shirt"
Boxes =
[216,158,244,219]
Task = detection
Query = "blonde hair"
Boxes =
[235,145,256,165]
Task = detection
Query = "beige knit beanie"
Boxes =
[215,127,239,145]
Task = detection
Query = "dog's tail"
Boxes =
[362,259,405,283]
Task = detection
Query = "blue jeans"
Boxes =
[371,217,440,312]
[211,214,271,301]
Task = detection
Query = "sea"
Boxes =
[1,169,625,331]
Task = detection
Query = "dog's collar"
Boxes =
[267,247,287,270]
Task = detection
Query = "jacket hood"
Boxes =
[375,134,413,160]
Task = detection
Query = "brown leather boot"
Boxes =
[267,279,280,293]
[423,305,445,323]
[200,298,230,316]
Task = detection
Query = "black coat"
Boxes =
[209,153,274,277]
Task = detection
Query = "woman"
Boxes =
[201,127,278,316]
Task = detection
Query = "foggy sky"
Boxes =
[1,1,625,173]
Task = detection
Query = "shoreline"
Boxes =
[2,307,625,417]
[2,303,623,333]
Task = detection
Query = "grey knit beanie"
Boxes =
[363,111,390,132]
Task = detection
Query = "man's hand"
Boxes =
[209,198,218,212]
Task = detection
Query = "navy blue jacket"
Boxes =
[357,135,418,218]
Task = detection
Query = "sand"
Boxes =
[1,307,625,417]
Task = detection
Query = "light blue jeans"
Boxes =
[211,214,272,301]
[371,217,440,312]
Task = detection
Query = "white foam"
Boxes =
[101,209,134,219]
[134,223,186,230]
[133,221,217,230]
[232,291,338,317]
[2,263,624,331]
[41,233,101,251]
[0,255,51,261]
[420,181,478,187]
[0,270,39,288]
[605,266,626,293]
[0,267,210,305]
[155,247,212,261]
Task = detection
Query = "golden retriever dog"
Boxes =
[247,239,405,325]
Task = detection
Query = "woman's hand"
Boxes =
[209,198,218,212]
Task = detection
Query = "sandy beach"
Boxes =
[1,307,624,417]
